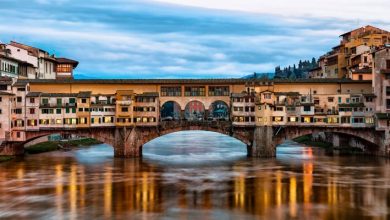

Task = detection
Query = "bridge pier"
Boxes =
[0,142,24,156]
[251,126,276,157]
[114,127,143,158]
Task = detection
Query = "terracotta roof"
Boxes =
[40,93,78,97]
[56,58,79,67]
[351,68,372,74]
[0,91,14,96]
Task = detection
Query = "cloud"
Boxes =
[0,0,388,78]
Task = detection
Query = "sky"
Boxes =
[1,0,389,79]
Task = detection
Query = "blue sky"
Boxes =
[1,0,389,79]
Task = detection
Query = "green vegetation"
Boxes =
[25,138,102,154]
[293,135,333,148]
[0,156,14,163]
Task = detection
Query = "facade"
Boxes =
[311,26,390,80]
[0,41,78,79]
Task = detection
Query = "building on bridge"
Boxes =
[0,69,390,157]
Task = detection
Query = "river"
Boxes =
[0,131,390,219]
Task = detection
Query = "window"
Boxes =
[56,64,72,73]
[387,60,390,69]
[275,107,283,111]
[16,132,20,138]
[365,97,373,102]
[387,99,390,110]
[79,117,87,124]
[121,107,128,112]
[328,97,334,102]
[0,85,7,90]
[257,117,263,122]
[14,108,22,114]
[328,117,338,124]
[27,119,37,126]
[57,98,62,105]
[29,108,35,114]
[387,87,390,96]
[78,108,83,112]
[81,98,87,103]
[17,87,25,91]
[359,75,363,80]
[42,98,48,104]
[41,109,54,114]
[17,96,22,102]
[264,93,271,99]
[30,98,35,103]
[56,109,61,114]
[288,117,297,122]
[69,98,76,103]
[161,86,181,96]
[341,116,351,124]
[208,86,229,96]
[56,119,62,124]
[352,117,364,123]
[184,86,205,96]
[303,117,313,123]
[365,117,374,124]
[303,106,311,112]
[272,117,283,122]
[346,98,350,103]
[338,97,342,103]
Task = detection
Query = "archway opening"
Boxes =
[143,130,247,165]
[208,101,229,121]
[161,101,181,121]
[184,101,205,121]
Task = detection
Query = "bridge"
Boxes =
[0,121,386,158]
[0,78,388,158]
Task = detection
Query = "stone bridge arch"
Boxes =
[274,126,385,154]
[24,127,117,149]
[120,121,254,157]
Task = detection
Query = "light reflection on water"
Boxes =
[0,131,390,219]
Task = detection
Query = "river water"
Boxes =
[1,131,390,220]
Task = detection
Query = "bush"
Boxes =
[25,142,59,154]
[25,138,102,154]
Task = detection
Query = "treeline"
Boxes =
[274,58,318,79]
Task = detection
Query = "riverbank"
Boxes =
[0,156,14,163]
[25,138,103,154]
[293,136,333,148]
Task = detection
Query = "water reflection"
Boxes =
[0,132,390,219]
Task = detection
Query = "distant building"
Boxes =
[310,25,390,80]
[0,41,78,80]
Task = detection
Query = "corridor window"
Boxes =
[161,86,181,96]
[208,86,229,96]
[184,86,205,96]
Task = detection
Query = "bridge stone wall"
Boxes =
[274,126,387,155]
[2,123,389,158]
